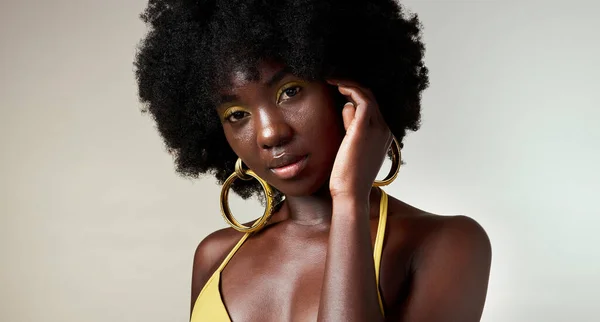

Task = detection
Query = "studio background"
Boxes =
[1,0,598,321]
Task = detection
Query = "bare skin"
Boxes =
[191,61,491,321]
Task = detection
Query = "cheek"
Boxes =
[222,124,255,157]
[289,93,345,163]
[300,92,344,138]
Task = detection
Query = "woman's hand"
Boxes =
[318,81,391,321]
[326,80,393,201]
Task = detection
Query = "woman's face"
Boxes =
[216,61,345,196]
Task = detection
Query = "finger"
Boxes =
[326,78,366,90]
[341,102,356,131]
[338,84,392,148]
[327,79,376,101]
[337,85,370,121]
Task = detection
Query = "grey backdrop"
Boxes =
[1,0,599,321]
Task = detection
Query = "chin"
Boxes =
[262,151,338,197]
[269,171,331,198]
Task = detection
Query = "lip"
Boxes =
[269,155,308,180]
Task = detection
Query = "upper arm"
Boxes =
[400,215,492,322]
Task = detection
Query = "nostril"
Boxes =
[261,136,291,150]
[257,123,294,150]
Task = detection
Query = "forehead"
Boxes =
[214,60,291,107]
[226,60,287,90]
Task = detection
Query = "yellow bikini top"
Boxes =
[191,189,389,321]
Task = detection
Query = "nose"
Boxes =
[255,107,293,149]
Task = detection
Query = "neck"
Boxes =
[278,186,383,227]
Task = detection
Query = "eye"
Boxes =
[283,87,300,98]
[223,109,249,123]
[277,82,304,103]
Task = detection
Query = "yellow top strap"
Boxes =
[216,232,251,273]
[373,188,388,315]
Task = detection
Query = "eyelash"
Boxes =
[277,83,303,103]
[223,108,248,123]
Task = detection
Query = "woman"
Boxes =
[134,0,492,321]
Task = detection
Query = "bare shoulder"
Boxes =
[416,214,491,269]
[193,227,244,274]
[386,197,491,259]
[190,226,245,310]
[428,214,490,252]
[385,196,492,320]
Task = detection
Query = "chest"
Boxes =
[220,236,328,322]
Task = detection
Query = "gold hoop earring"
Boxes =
[220,158,275,233]
[373,136,401,187]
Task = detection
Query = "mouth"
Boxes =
[269,155,308,180]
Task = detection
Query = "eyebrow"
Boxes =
[217,67,292,107]
[217,94,239,108]
[265,66,291,87]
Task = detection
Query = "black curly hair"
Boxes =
[134,0,429,200]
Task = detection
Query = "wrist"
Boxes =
[331,195,370,221]
[330,186,371,202]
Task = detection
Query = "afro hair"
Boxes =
[134,0,429,200]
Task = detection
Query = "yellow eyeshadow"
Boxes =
[222,106,247,122]
[276,81,305,102]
